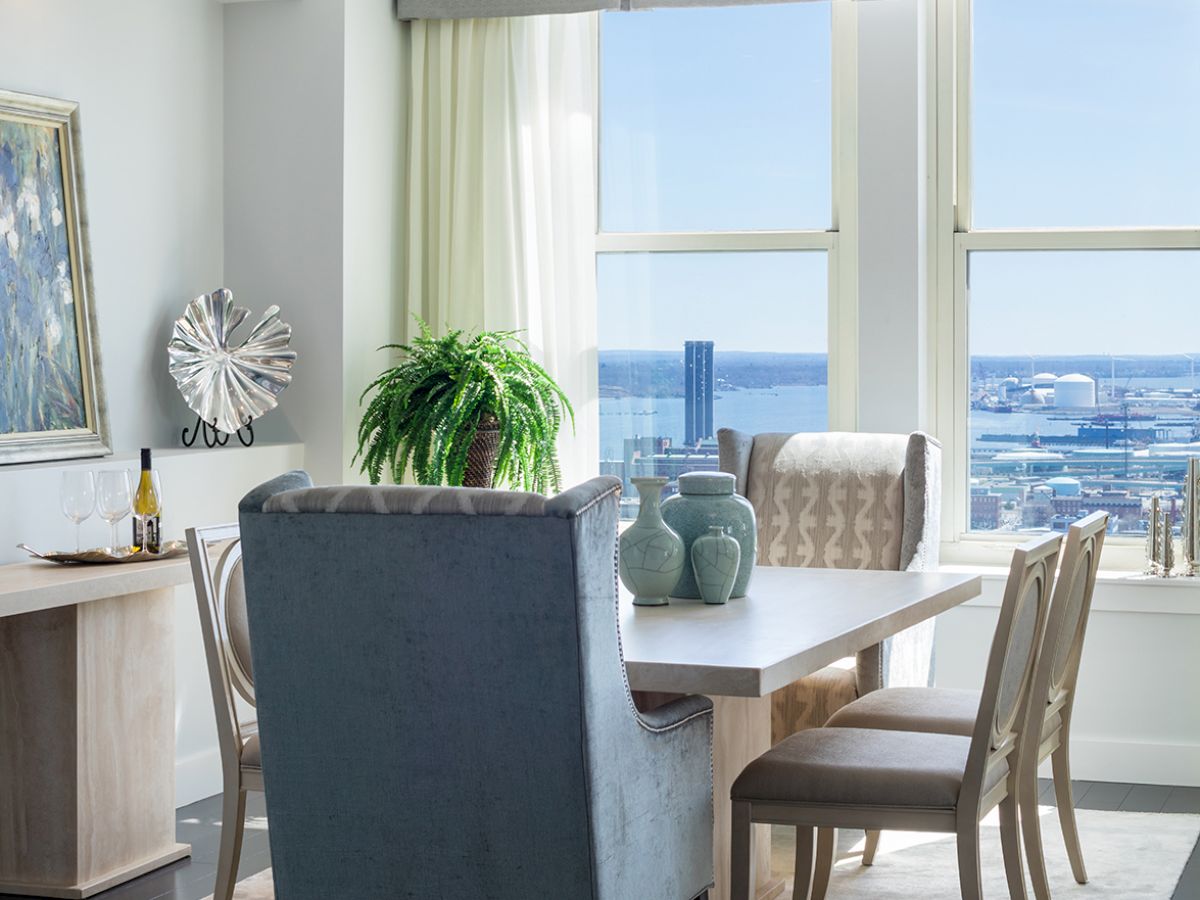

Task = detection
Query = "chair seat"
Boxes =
[241,734,261,770]
[731,727,1005,810]
[826,687,981,736]
[827,686,1061,744]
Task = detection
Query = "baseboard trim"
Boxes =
[176,746,223,808]
[1044,737,1200,788]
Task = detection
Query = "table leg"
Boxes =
[710,694,786,900]
[0,590,190,898]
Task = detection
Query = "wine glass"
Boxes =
[60,470,96,553]
[96,470,133,555]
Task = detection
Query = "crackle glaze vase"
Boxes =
[619,476,685,606]
[661,471,756,599]
[691,526,741,605]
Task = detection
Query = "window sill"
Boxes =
[939,562,1200,614]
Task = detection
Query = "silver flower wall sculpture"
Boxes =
[168,288,296,437]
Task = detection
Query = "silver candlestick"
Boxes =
[1184,457,1199,577]
[1161,509,1175,578]
[1146,494,1163,575]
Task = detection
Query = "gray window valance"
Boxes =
[397,0,821,21]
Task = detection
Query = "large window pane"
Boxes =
[600,5,831,232]
[968,250,1200,534]
[598,251,828,515]
[972,0,1200,228]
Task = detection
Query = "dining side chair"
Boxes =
[729,531,1062,900]
[824,511,1107,899]
[718,429,942,741]
[186,523,263,900]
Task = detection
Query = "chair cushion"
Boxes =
[242,734,261,770]
[826,687,980,736]
[731,727,1004,810]
[826,687,1062,743]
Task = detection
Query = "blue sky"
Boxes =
[598,0,1200,356]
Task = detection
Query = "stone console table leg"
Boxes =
[0,588,190,898]
[710,694,786,900]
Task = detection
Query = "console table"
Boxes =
[0,557,198,898]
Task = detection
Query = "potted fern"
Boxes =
[355,319,573,492]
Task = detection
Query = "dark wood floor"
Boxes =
[3,781,1197,900]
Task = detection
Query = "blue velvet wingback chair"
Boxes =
[237,472,714,900]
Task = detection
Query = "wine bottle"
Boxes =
[132,448,162,554]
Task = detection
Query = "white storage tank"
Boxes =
[1054,373,1096,408]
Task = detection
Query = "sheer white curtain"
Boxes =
[404,13,599,488]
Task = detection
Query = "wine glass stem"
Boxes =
[76,521,82,553]
[111,522,118,551]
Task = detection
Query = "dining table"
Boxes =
[619,565,983,900]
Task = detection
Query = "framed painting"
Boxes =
[0,89,109,464]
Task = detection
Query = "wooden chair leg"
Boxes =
[810,827,836,900]
[1019,758,1052,900]
[731,801,755,900]
[1052,743,1089,884]
[862,829,881,866]
[956,820,983,900]
[999,794,1028,900]
[214,786,248,900]
[793,825,816,900]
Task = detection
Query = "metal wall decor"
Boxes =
[167,288,295,448]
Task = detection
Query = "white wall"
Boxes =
[224,0,407,486]
[856,0,929,435]
[0,0,224,448]
[934,574,1200,787]
[342,0,407,484]
[223,0,347,484]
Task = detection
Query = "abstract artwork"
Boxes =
[0,90,108,464]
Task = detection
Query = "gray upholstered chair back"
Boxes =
[237,472,713,900]
[718,430,941,573]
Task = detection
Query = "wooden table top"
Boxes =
[0,555,198,619]
[621,566,981,698]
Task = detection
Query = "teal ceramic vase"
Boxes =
[691,526,741,605]
[619,476,685,606]
[661,471,756,599]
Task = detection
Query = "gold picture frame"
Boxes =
[0,89,110,465]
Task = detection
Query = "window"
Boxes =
[597,3,856,514]
[935,0,1200,542]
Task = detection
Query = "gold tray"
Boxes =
[17,541,189,565]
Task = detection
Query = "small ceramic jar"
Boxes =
[661,471,756,599]
[691,526,741,605]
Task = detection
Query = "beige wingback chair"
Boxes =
[717,429,942,741]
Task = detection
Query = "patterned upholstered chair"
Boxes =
[237,471,714,900]
[718,429,941,740]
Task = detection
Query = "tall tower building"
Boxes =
[684,340,714,446]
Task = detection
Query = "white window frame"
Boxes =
[930,0,1200,568]
[594,2,860,434]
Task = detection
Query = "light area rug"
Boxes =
[770,806,1199,899]
[206,807,1198,899]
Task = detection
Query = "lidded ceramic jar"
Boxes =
[661,472,756,599]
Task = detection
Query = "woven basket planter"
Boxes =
[463,424,501,488]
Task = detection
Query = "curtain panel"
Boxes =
[398,0,821,20]
[404,13,600,486]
